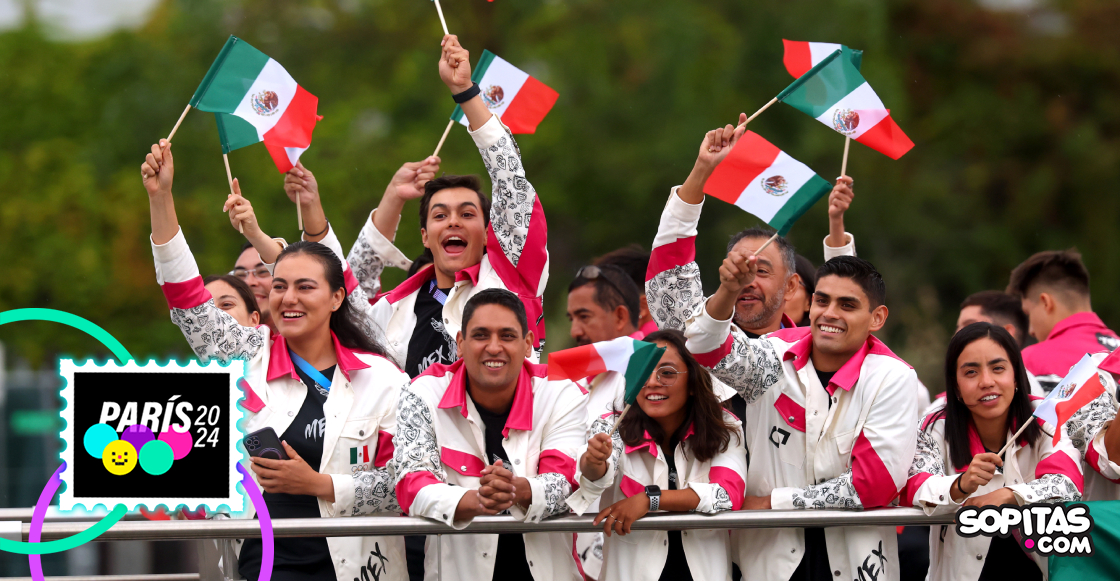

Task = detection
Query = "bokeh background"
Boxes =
[1,0,1119,574]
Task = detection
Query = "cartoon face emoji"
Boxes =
[102,440,138,475]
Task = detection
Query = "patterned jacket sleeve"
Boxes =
[645,187,705,333]
[902,419,962,516]
[390,387,472,529]
[327,375,407,517]
[566,417,624,516]
[471,115,549,349]
[683,306,784,404]
[346,209,414,299]
[152,228,266,363]
[312,225,385,344]
[1066,373,1120,483]
[1008,421,1083,505]
[512,382,587,522]
[688,412,747,514]
[772,367,921,510]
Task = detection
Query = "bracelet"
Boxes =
[453,83,480,104]
[304,221,329,238]
[955,475,967,496]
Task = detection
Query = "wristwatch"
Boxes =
[645,485,662,511]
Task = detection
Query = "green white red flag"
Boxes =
[782,40,862,78]
[777,50,913,159]
[547,337,665,405]
[1034,354,1107,446]
[450,50,559,134]
[703,131,832,235]
[190,36,323,173]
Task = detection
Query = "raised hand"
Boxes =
[826,175,854,248]
[388,157,441,202]
[580,433,613,482]
[719,250,758,294]
[695,113,748,172]
[954,452,1003,500]
[222,181,262,237]
[439,35,473,94]
[141,140,174,197]
[283,162,320,207]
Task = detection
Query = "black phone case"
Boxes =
[243,427,289,460]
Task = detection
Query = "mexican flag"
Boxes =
[777,49,914,159]
[782,40,862,78]
[190,36,323,173]
[1034,354,1107,446]
[703,131,832,235]
[450,50,559,134]
[349,445,369,464]
[547,337,665,405]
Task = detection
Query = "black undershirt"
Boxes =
[240,365,336,581]
[789,370,838,580]
[405,283,455,378]
[473,397,534,581]
[658,440,692,581]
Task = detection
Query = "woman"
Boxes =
[203,274,261,328]
[903,322,1084,581]
[141,140,408,581]
[781,254,816,327]
[567,329,746,581]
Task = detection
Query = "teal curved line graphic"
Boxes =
[0,309,133,363]
[0,504,127,555]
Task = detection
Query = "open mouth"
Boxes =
[819,324,844,334]
[442,236,468,256]
[483,360,506,369]
[737,293,762,304]
[980,394,999,403]
[645,394,669,401]
[282,311,306,320]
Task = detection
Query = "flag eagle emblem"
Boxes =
[832,109,860,135]
[761,175,790,197]
[251,90,280,116]
[482,85,506,109]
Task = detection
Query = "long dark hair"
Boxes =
[202,274,261,319]
[275,242,389,357]
[934,322,1041,470]
[617,329,738,462]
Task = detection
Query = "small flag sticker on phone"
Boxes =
[349,445,369,464]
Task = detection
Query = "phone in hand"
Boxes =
[243,427,289,461]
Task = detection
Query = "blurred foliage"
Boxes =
[2,0,1120,393]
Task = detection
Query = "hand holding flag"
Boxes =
[999,354,1107,455]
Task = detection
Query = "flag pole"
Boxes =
[167,104,191,142]
[737,97,778,130]
[840,136,851,177]
[752,232,780,256]
[296,198,304,231]
[433,119,455,158]
[997,420,1033,457]
[223,153,243,234]
[433,0,450,35]
[609,404,632,436]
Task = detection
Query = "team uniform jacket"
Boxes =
[152,228,409,581]
[390,359,586,581]
[567,412,747,581]
[1022,312,1119,392]
[347,114,549,369]
[902,399,1084,580]
[684,317,920,581]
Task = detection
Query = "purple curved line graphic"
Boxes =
[28,462,65,581]
[237,461,273,581]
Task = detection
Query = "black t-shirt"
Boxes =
[815,369,836,409]
[405,282,456,378]
[979,534,1042,581]
[658,440,692,581]
[474,397,534,581]
[239,364,336,581]
[792,371,837,581]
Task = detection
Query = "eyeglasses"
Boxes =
[576,265,626,298]
[654,368,684,387]
[229,266,272,280]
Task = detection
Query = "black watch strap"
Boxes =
[453,83,480,104]
[645,485,661,511]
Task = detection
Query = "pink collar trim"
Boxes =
[1047,312,1108,341]
[782,334,910,394]
[455,262,483,285]
[385,264,437,304]
[623,424,695,458]
[266,332,371,383]
[437,359,538,437]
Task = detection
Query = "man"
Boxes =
[592,245,658,337]
[1007,249,1119,392]
[956,290,1030,347]
[346,35,549,375]
[391,289,585,581]
[687,254,919,581]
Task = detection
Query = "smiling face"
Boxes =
[636,342,691,429]
[235,247,272,322]
[269,253,344,343]
[102,440,138,475]
[457,304,533,394]
[955,337,1017,424]
[205,280,260,328]
[421,188,488,286]
[728,237,793,333]
[809,275,888,370]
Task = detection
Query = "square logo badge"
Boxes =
[59,358,244,512]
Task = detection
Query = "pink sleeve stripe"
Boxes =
[237,378,265,413]
[343,266,360,295]
[620,475,644,498]
[1036,450,1085,494]
[709,466,744,511]
[851,431,901,508]
[1084,441,1120,483]
[485,197,548,296]
[396,472,442,516]
[374,431,394,469]
[162,276,212,310]
[900,472,931,507]
[646,235,696,281]
[693,334,734,368]
[538,449,578,490]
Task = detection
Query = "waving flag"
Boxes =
[547,337,665,405]
[190,36,322,173]
[450,50,558,134]
[782,40,862,78]
[777,50,913,159]
[703,131,832,235]
[1034,354,1107,445]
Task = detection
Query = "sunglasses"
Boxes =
[576,265,626,298]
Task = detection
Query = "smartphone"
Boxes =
[243,427,289,460]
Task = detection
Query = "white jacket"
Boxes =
[567,412,747,581]
[347,114,549,371]
[152,228,410,581]
[903,399,1084,581]
[390,359,586,581]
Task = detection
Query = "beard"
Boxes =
[733,287,786,331]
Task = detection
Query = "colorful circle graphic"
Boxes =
[121,424,155,450]
[158,427,194,460]
[82,424,118,458]
[101,440,138,475]
[139,440,174,475]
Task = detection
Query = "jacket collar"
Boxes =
[783,333,909,395]
[266,332,371,383]
[386,264,437,304]
[1047,312,1108,341]
[455,262,482,286]
[623,424,696,458]
[437,359,538,437]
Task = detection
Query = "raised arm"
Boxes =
[824,176,858,259]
